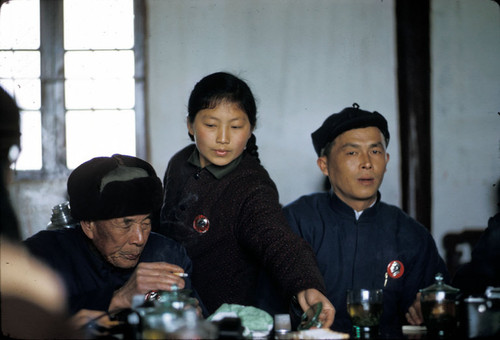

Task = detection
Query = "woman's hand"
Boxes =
[297,288,335,328]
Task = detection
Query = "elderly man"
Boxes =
[283,104,448,337]
[24,154,201,326]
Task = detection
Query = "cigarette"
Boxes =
[173,272,189,278]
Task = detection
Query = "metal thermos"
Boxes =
[459,287,500,338]
[46,201,78,230]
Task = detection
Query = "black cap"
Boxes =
[311,103,390,156]
[67,154,162,221]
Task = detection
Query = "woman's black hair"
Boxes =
[187,72,260,162]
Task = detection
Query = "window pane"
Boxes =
[65,79,135,109]
[13,79,41,110]
[15,110,42,171]
[2,0,140,175]
[65,110,136,169]
[0,51,41,109]
[0,51,15,77]
[0,0,40,49]
[64,0,134,50]
[65,51,134,78]
[0,51,40,78]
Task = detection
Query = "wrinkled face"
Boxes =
[188,101,253,168]
[81,214,151,268]
[317,127,390,212]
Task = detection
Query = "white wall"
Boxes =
[146,0,400,208]
[431,0,500,253]
[11,0,499,260]
[146,0,500,257]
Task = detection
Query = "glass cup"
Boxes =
[347,289,383,339]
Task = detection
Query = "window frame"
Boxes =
[12,0,146,181]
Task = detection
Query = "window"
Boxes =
[0,0,146,178]
[0,0,42,170]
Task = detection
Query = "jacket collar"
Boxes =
[329,190,381,220]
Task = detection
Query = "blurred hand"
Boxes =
[71,309,109,329]
[191,297,204,318]
[297,288,335,328]
[405,292,424,325]
[109,262,186,311]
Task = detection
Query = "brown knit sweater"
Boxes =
[160,144,325,315]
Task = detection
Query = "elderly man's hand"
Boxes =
[297,288,335,328]
[108,262,187,311]
[405,292,424,325]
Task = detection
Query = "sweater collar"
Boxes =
[188,147,243,179]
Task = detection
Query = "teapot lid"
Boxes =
[420,273,460,295]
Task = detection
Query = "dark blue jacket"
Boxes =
[24,226,199,315]
[283,191,449,337]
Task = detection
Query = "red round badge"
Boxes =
[193,215,210,233]
[387,260,404,279]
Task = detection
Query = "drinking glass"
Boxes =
[347,289,383,339]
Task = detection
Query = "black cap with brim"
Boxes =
[311,103,390,157]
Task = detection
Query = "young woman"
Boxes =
[160,72,334,326]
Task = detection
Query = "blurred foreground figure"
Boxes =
[0,239,76,338]
[0,85,78,338]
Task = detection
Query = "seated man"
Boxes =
[283,104,448,337]
[24,154,204,327]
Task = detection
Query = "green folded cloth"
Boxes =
[208,303,273,337]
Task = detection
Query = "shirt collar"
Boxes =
[354,200,376,220]
[188,147,243,179]
[354,193,380,219]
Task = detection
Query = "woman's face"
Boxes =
[188,101,253,168]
